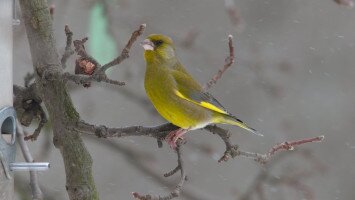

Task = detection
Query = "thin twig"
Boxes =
[266,136,324,158]
[84,136,205,200]
[15,175,58,200]
[13,84,47,141]
[63,24,145,87]
[133,142,186,200]
[99,23,146,73]
[204,34,235,90]
[61,25,74,69]
[204,125,324,164]
[334,0,354,7]
[239,150,324,200]
[24,109,47,141]
[243,135,325,164]
[164,165,180,177]
[239,137,324,164]
[63,72,125,86]
[17,121,43,200]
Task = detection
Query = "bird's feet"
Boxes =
[166,128,188,149]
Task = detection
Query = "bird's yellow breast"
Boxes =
[144,63,212,129]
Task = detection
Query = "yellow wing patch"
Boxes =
[174,90,228,114]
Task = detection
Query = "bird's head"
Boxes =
[141,34,176,63]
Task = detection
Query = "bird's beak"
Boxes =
[140,39,154,51]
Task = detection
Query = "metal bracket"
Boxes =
[9,162,50,171]
[0,107,16,179]
[0,107,16,145]
[0,107,50,179]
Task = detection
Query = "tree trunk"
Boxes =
[18,0,99,199]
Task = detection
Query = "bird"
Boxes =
[141,34,261,148]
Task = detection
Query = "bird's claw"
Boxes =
[165,128,187,149]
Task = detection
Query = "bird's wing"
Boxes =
[171,70,230,115]
[171,69,262,136]
[171,61,190,75]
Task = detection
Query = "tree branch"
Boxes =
[133,142,186,200]
[61,24,145,87]
[13,84,47,141]
[334,0,354,7]
[61,25,74,69]
[76,121,177,140]
[239,150,325,200]
[77,120,323,166]
[84,136,206,200]
[206,124,324,164]
[99,23,146,73]
[63,72,125,86]
[204,34,235,90]
[16,122,43,200]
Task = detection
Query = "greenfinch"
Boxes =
[141,34,260,148]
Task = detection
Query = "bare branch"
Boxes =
[99,23,146,73]
[205,125,324,164]
[239,150,325,200]
[203,125,236,162]
[17,122,43,200]
[204,34,235,90]
[62,31,124,86]
[76,121,177,140]
[163,165,180,178]
[24,108,47,141]
[62,24,145,87]
[77,120,323,165]
[334,0,354,7]
[13,84,47,141]
[237,136,324,164]
[133,142,186,200]
[63,72,125,86]
[61,25,74,69]
[84,136,205,200]
[265,136,324,158]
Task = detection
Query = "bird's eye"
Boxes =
[153,40,163,47]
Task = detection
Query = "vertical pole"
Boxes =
[0,0,15,199]
[0,0,13,107]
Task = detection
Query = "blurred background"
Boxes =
[13,0,355,199]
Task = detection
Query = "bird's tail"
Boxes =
[216,114,263,136]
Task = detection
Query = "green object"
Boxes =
[88,2,117,68]
[142,34,262,148]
